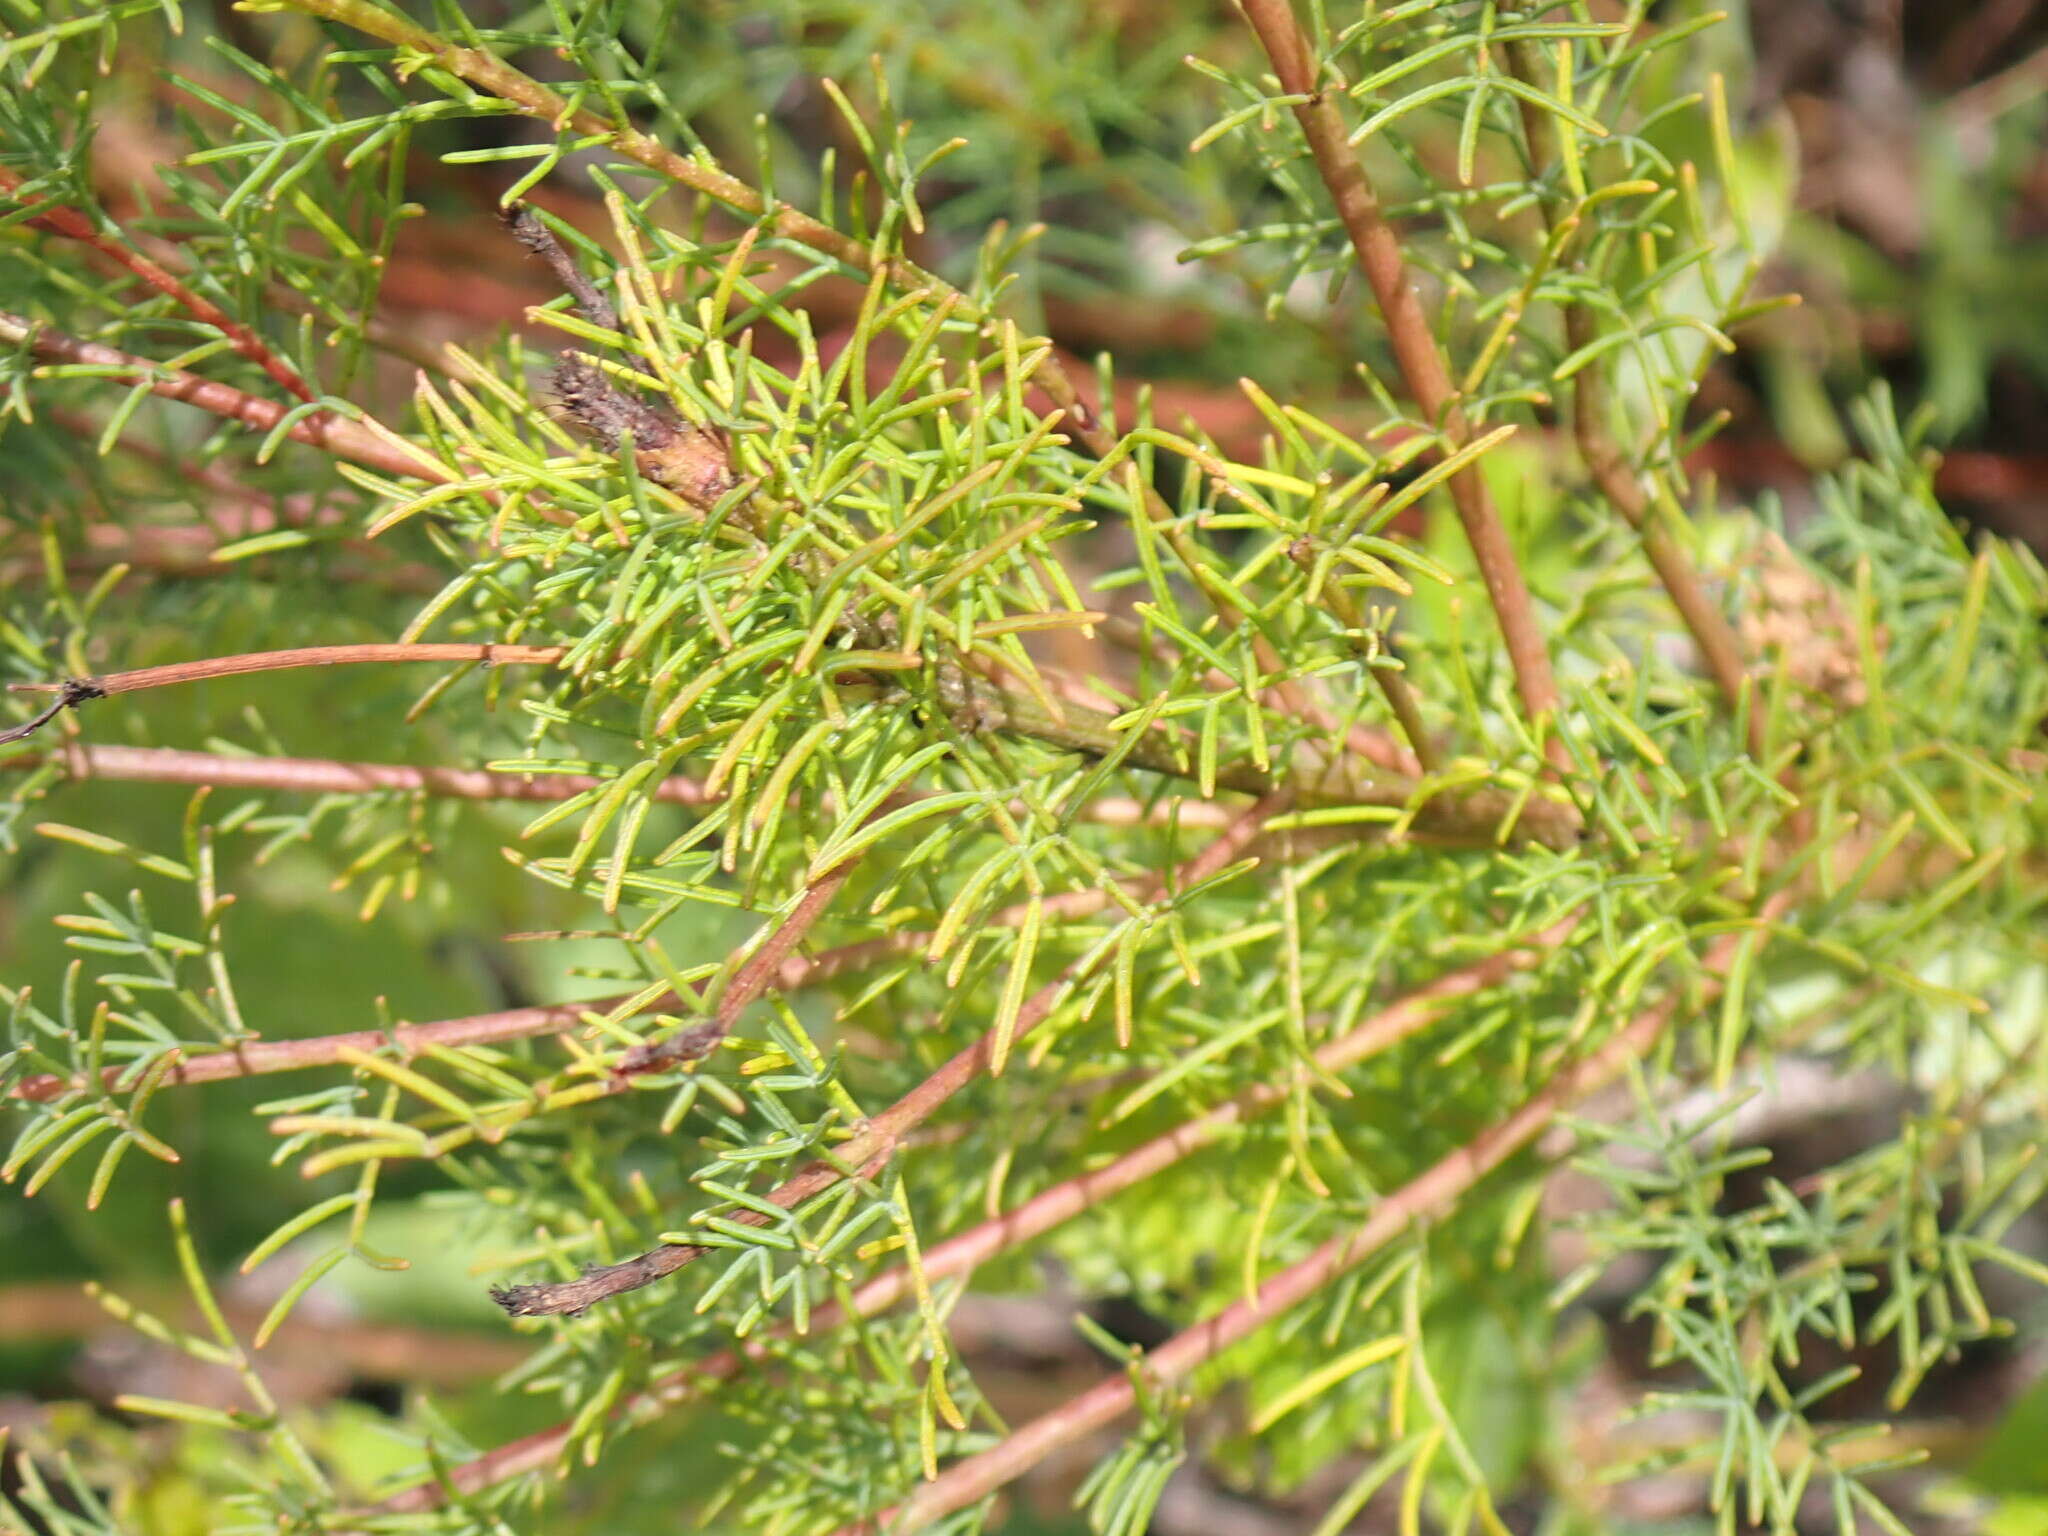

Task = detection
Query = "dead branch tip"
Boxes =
[0,677,105,746]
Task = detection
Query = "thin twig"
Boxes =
[0,310,445,483]
[1,919,901,1106]
[942,668,1577,847]
[612,853,866,1076]
[503,204,620,333]
[3,645,1575,847]
[0,644,564,745]
[5,990,658,1104]
[0,681,98,747]
[0,743,1243,833]
[1237,0,1561,738]
[8,644,567,698]
[487,792,1288,1317]
[2,826,1258,1107]
[0,744,716,804]
[1287,554,1439,773]
[364,913,1577,1512]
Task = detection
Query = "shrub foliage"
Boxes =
[3,1,2045,1532]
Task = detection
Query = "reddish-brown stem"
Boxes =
[1,915,915,1106]
[0,310,446,483]
[365,912,1576,1511]
[6,991,651,1104]
[1575,357,1758,747]
[3,645,1570,846]
[489,792,1289,1316]
[0,645,565,745]
[714,858,860,1023]
[1493,22,1758,753]
[612,854,866,1076]
[3,814,1266,1108]
[1236,0,1560,740]
[12,643,565,699]
[9,644,565,699]
[0,744,712,804]
[858,1030,1660,1532]
[0,744,1242,834]
[840,905,1780,1535]
[0,166,318,404]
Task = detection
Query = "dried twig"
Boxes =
[506,204,738,510]
[0,644,563,746]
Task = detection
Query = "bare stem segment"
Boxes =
[1494,15,1758,748]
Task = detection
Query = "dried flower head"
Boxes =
[507,205,737,512]
[1739,530,1881,708]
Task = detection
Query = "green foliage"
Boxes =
[4,2,2046,1534]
